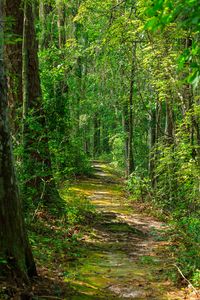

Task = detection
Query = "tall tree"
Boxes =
[4,0,24,130]
[127,43,136,175]
[22,0,62,208]
[0,0,36,281]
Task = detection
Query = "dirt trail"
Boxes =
[64,162,184,300]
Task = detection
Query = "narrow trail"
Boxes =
[64,162,183,300]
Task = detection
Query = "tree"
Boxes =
[0,0,36,281]
[4,0,24,131]
[22,0,62,208]
[127,42,136,175]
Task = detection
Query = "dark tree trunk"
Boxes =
[23,2,42,109]
[4,0,24,131]
[0,1,36,281]
[22,1,62,207]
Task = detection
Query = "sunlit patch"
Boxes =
[59,162,183,300]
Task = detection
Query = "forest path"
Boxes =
[64,162,183,300]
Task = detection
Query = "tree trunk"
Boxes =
[102,122,110,154]
[0,1,36,281]
[39,0,53,49]
[57,0,66,48]
[150,99,162,187]
[122,104,129,174]
[127,43,136,176]
[22,1,62,208]
[149,107,156,186]
[4,0,24,131]
[165,97,174,144]
[93,113,101,158]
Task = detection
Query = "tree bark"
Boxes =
[22,1,62,207]
[0,0,36,281]
[4,0,24,131]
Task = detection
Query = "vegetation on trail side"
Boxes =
[0,0,200,298]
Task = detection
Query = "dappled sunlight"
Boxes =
[60,162,184,299]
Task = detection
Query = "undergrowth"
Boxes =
[0,183,96,299]
[28,187,96,277]
[127,169,200,287]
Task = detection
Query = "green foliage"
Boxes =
[128,112,200,282]
[63,193,95,225]
[0,258,7,265]
[14,109,54,210]
[154,120,199,214]
[28,188,96,268]
[127,171,152,201]
[39,46,92,179]
[109,134,126,168]
[171,217,200,281]
[145,0,200,86]
[192,270,200,287]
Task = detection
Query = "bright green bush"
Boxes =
[127,171,152,201]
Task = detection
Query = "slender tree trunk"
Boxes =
[165,97,174,144]
[75,56,82,135]
[149,107,156,186]
[102,122,110,153]
[57,0,66,48]
[127,43,136,175]
[39,0,53,49]
[0,1,36,281]
[122,104,129,174]
[93,113,101,158]
[74,20,84,138]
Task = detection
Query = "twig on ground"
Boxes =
[173,264,200,298]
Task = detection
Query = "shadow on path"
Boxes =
[63,162,182,300]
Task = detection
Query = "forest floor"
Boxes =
[1,162,199,299]
[54,161,198,300]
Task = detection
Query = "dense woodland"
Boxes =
[0,0,200,297]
